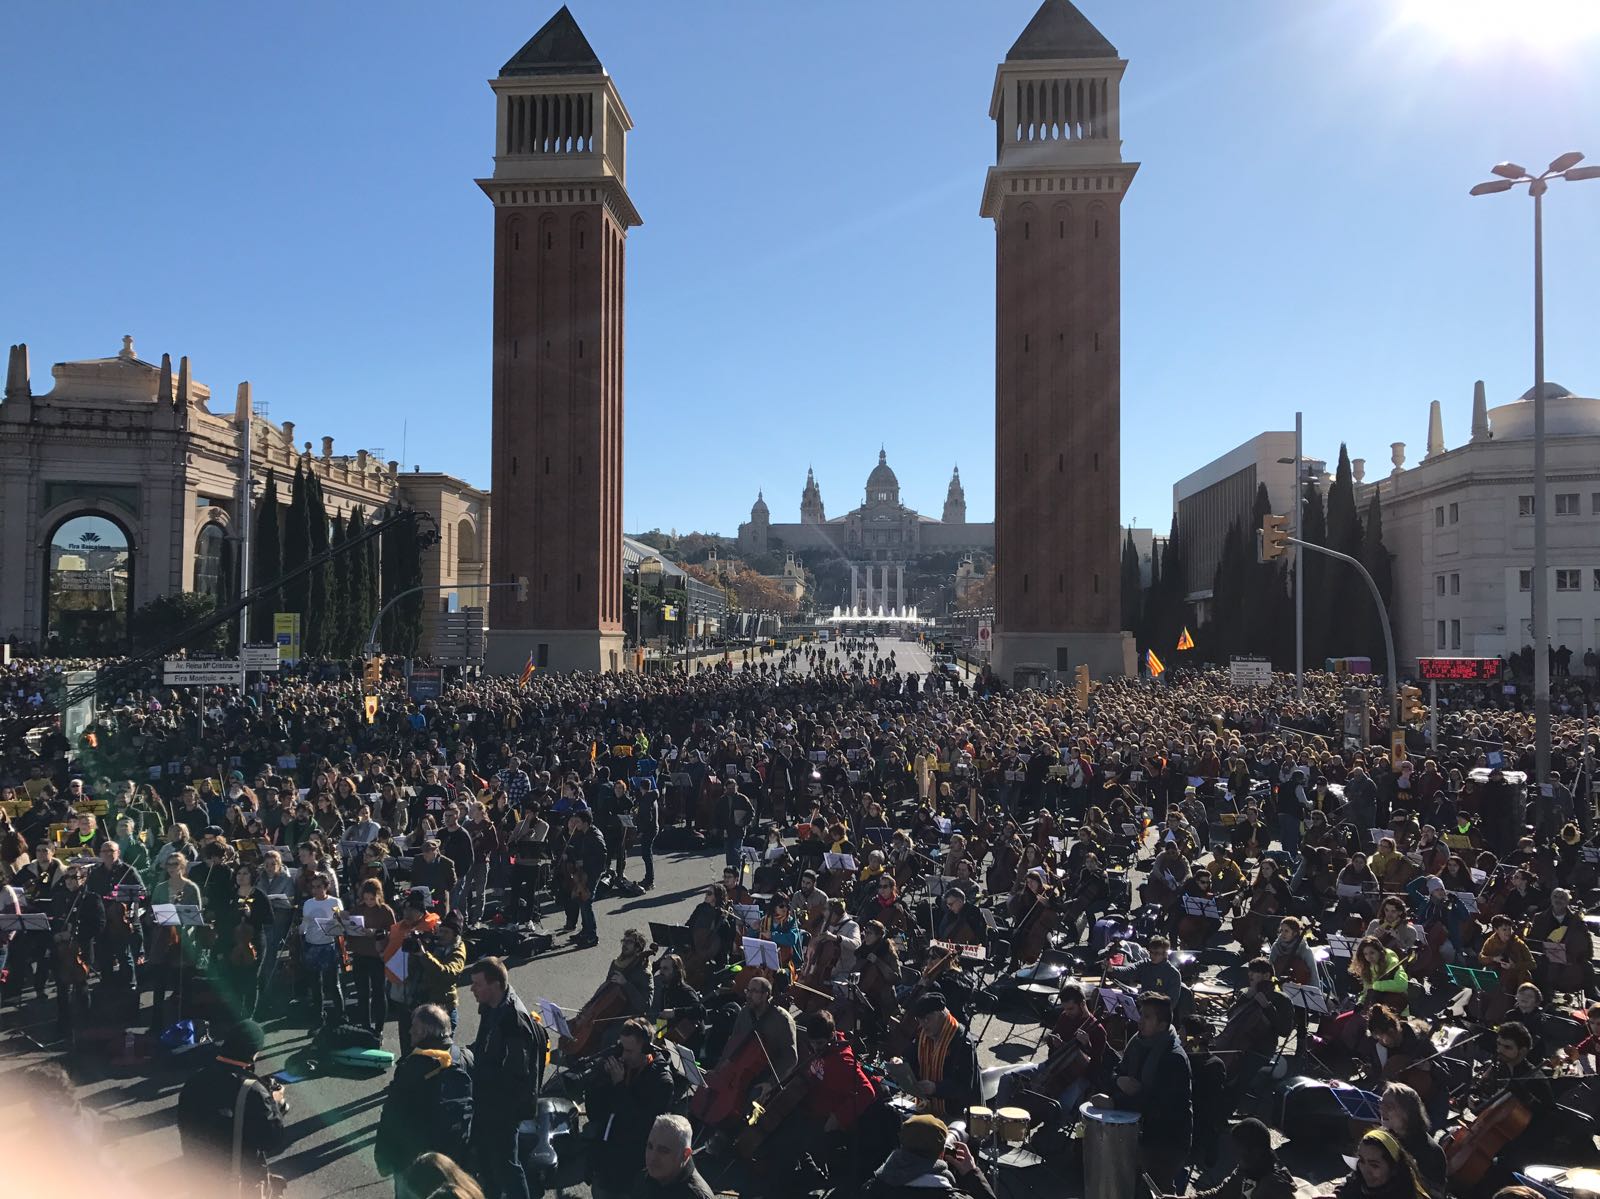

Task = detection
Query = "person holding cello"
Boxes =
[1443,1022,1553,1193]
[1213,958,1294,1091]
[561,809,607,949]
[992,980,1106,1118]
[1359,1006,1440,1124]
[1268,915,1317,985]
[709,974,797,1109]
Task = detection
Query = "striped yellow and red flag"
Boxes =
[1147,649,1166,677]
[1176,627,1195,651]
[518,651,535,686]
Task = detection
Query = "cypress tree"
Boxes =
[1299,475,1329,668]
[1326,444,1364,655]
[1119,529,1142,634]
[282,460,311,626]
[329,510,351,658]
[304,468,331,656]
[250,470,281,643]
[1360,491,1396,671]
[347,508,372,654]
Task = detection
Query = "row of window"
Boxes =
[1434,573,1460,596]
[1437,492,1600,524]
[1518,568,1600,593]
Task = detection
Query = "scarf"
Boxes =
[916,1011,959,1117]
[412,1046,454,1076]
[1123,1025,1182,1098]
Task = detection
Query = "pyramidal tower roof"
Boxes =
[501,6,604,77]
[1007,0,1118,61]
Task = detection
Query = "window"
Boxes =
[1450,573,1460,595]
[1448,502,1459,524]
[1555,569,1580,592]
[1435,621,1446,650]
[1518,495,1536,517]
[45,514,133,654]
[193,523,228,601]
[1450,620,1461,650]
[1594,569,1600,593]
[1518,570,1532,592]
[1555,493,1580,516]
[1434,506,1445,528]
[1592,492,1600,515]
[1435,575,1445,596]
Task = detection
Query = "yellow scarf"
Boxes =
[916,1011,959,1117]
[412,1047,454,1077]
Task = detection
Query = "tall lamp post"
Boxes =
[1471,151,1598,790]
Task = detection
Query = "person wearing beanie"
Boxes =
[861,1114,995,1199]
[906,991,980,1120]
[1153,1117,1296,1199]
[175,1017,289,1188]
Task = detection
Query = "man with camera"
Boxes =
[578,1016,676,1199]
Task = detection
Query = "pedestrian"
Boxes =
[376,1003,475,1194]
[175,1019,289,1193]
[638,1114,716,1199]
[467,956,545,1199]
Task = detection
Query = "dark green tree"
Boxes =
[130,592,227,654]
[1360,491,1396,670]
[328,510,352,658]
[302,468,331,656]
[1325,444,1364,655]
[1119,529,1142,634]
[282,460,311,623]
[380,507,425,656]
[1299,474,1329,667]
[346,507,374,654]
[249,470,281,642]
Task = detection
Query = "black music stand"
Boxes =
[0,912,51,1050]
[649,922,693,956]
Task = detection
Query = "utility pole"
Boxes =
[236,382,253,657]
[1294,410,1304,701]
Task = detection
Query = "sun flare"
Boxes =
[1395,0,1600,53]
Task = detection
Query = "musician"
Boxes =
[1172,866,1224,945]
[1349,935,1410,1015]
[720,864,753,908]
[1325,1128,1429,1199]
[650,953,701,1022]
[1558,1002,1600,1068]
[1153,1116,1296,1199]
[993,982,1105,1118]
[1059,850,1110,933]
[688,884,738,975]
[1109,934,1188,1021]
[795,870,829,933]
[589,929,654,1023]
[1528,886,1592,994]
[1366,895,1419,955]
[751,1010,878,1199]
[1180,1016,1231,1167]
[1205,846,1246,897]
[1478,914,1535,995]
[1143,840,1190,907]
[48,862,101,1038]
[1360,1006,1438,1116]
[763,895,805,962]
[1377,1082,1445,1199]
[717,974,798,1095]
[856,919,902,1021]
[1497,982,1549,1064]
[1217,959,1294,1088]
[1499,869,1545,924]
[1229,802,1268,862]
[933,886,986,948]
[905,991,979,1119]
[1268,915,1318,985]
[581,1017,677,1199]
[562,810,607,948]
[175,1018,288,1189]
[858,875,910,934]
[861,1114,996,1199]
[1097,990,1192,1191]
[811,898,861,983]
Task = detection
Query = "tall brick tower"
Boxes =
[479,7,640,674]
[983,0,1136,685]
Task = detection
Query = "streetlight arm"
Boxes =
[1285,535,1399,737]
[366,580,524,657]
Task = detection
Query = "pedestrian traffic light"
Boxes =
[1398,685,1426,724]
[1259,513,1290,562]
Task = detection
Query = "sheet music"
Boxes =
[741,937,780,969]
[1180,895,1221,919]
[731,904,763,930]
[537,998,573,1038]
[822,853,856,872]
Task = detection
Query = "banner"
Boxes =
[274,613,302,665]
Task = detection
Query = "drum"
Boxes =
[1079,1104,1141,1199]
[996,1106,1032,1145]
[966,1105,995,1139]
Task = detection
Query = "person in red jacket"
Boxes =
[993,981,1107,1122]
[750,1009,879,1199]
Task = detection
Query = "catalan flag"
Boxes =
[518,651,535,686]
[1147,649,1166,677]
[1176,627,1195,651]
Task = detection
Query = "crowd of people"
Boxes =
[0,640,1595,1199]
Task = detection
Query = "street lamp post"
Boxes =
[1471,151,1598,791]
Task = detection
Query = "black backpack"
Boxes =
[423,1056,475,1161]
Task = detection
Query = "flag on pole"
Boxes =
[1176,627,1195,651]
[1147,649,1166,676]
[518,652,535,686]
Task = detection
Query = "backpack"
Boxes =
[424,1057,475,1161]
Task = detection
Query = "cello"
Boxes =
[1441,1090,1533,1189]
[690,1018,776,1128]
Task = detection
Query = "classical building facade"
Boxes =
[737,450,995,613]
[984,0,1136,684]
[1364,380,1600,670]
[0,338,485,655]
[480,7,638,675]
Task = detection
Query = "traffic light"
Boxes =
[1258,513,1290,562]
[1398,685,1426,724]
[1075,663,1092,709]
[363,656,383,688]
[514,574,529,602]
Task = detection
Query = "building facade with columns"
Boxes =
[736,450,994,614]
[0,337,486,656]
[1363,379,1600,670]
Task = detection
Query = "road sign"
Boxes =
[977,622,992,650]
[274,613,301,664]
[408,668,443,701]
[242,645,281,672]
[1229,656,1272,688]
[163,660,244,687]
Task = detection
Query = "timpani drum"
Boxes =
[1079,1104,1141,1199]
[965,1106,995,1139]
[996,1107,1032,1145]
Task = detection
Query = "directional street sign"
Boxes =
[162,660,244,687]
[242,645,282,672]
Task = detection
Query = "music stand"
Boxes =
[649,922,694,955]
[0,912,50,1050]
[1282,981,1332,1015]
[1325,934,1361,959]
[741,938,780,969]
[151,904,205,927]
[1180,895,1221,921]
[1540,941,1567,966]
[1443,964,1499,992]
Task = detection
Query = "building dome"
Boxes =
[751,490,769,520]
[1519,382,1573,402]
[866,449,899,494]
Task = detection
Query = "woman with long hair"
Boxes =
[1328,1127,1429,1199]
[1349,935,1410,1015]
[1378,1082,1446,1198]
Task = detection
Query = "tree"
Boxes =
[1360,491,1396,669]
[1299,474,1329,668]
[346,507,375,653]
[328,510,352,658]
[304,468,333,656]
[248,471,281,643]
[282,460,311,624]
[379,507,425,656]
[1120,530,1142,634]
[1325,444,1364,656]
[130,592,228,655]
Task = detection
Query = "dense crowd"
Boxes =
[0,642,1595,1199]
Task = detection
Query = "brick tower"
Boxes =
[479,7,640,674]
[983,0,1136,685]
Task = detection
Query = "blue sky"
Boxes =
[4,1,1598,538]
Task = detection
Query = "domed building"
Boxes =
[1361,377,1600,669]
[736,449,994,612]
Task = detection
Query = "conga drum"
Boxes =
[965,1106,995,1140]
[996,1106,1032,1145]
[1079,1103,1140,1199]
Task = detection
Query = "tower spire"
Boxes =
[1471,379,1489,441]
